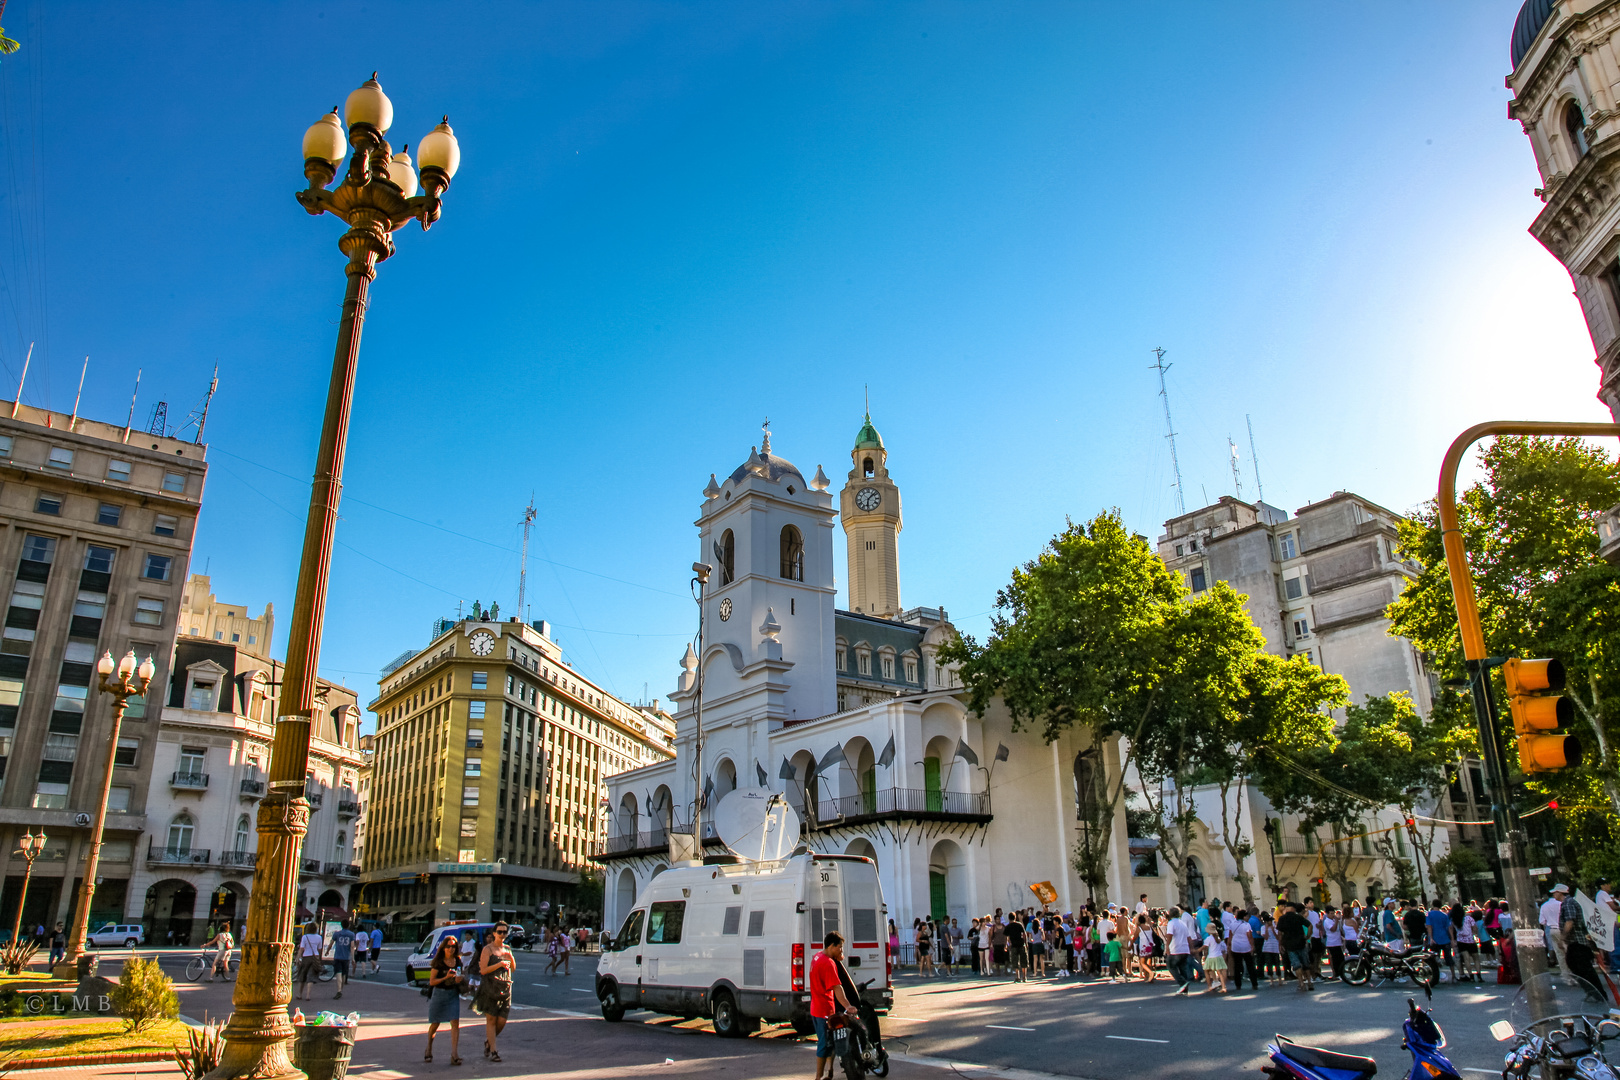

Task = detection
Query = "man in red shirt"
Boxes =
[810,931,856,1080]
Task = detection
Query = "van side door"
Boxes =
[643,900,688,1011]
[609,909,645,1008]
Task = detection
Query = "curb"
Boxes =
[5,1051,172,1070]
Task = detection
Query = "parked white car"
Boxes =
[87,923,145,947]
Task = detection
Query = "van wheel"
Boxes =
[711,991,745,1038]
[404,965,415,985]
[599,984,625,1022]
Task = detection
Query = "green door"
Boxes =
[929,872,948,923]
[923,757,942,812]
[862,765,877,814]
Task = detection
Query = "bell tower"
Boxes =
[1508,0,1620,418]
[840,414,902,618]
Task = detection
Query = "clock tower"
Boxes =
[840,413,902,618]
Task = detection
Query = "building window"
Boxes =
[469,701,486,719]
[106,459,130,482]
[22,534,54,564]
[905,657,918,684]
[142,554,172,581]
[1189,539,1198,552]
[465,758,481,777]
[462,786,479,807]
[858,651,870,676]
[780,525,804,581]
[1279,532,1297,560]
[167,813,195,853]
[72,591,106,620]
[717,529,735,586]
[0,436,11,457]
[153,514,178,537]
[214,630,223,640]
[32,783,68,810]
[1567,99,1590,158]
[231,633,239,642]
[34,494,61,515]
[43,732,79,761]
[97,503,122,527]
[46,447,73,470]
[1190,567,1207,592]
[471,671,488,689]
[162,472,185,493]
[467,728,484,749]
[84,545,114,574]
[179,746,205,777]
[881,655,894,680]
[1174,544,1184,556]
[247,635,256,645]
[234,814,251,852]
[1284,576,1303,600]
[108,786,132,812]
[115,737,139,766]
[836,643,846,670]
[1294,618,1310,639]
[133,598,164,626]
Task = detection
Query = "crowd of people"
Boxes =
[894,891,1534,995]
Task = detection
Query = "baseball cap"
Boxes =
[1552,883,1571,894]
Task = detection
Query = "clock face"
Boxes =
[469,632,495,656]
[856,487,881,512]
[719,598,733,622]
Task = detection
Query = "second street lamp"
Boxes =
[9,830,45,951]
[54,651,153,979]
[210,74,459,1080]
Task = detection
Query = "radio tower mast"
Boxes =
[1246,413,1266,505]
[517,496,537,623]
[1228,437,1244,499]
[1152,348,1185,515]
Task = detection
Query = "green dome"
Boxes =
[854,414,883,450]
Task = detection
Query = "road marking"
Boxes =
[571,987,594,993]
[987,1024,1036,1032]
[531,982,549,987]
[1106,1036,1169,1044]
[885,1015,929,1022]
[543,1008,598,1019]
[1462,1072,1499,1076]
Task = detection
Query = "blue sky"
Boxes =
[0,1,1601,719]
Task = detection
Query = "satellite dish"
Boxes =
[713,787,801,862]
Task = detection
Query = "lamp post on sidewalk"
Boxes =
[208,74,459,1080]
[54,651,153,979]
[9,830,45,947]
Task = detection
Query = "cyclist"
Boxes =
[209,924,235,981]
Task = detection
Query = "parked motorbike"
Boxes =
[1339,937,1436,996]
[1264,997,1460,1080]
[1494,971,1620,1080]
[833,976,889,1080]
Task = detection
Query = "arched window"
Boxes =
[1185,856,1206,909]
[1567,100,1590,158]
[335,831,347,859]
[715,530,735,586]
[234,815,250,853]
[167,813,195,854]
[1073,750,1101,822]
[863,457,875,478]
[780,525,804,581]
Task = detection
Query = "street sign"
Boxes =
[1528,867,1552,875]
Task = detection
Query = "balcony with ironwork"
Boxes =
[337,800,360,818]
[810,787,991,829]
[240,778,265,800]
[148,844,210,867]
[218,850,258,871]
[308,793,323,809]
[170,772,209,791]
[326,862,361,880]
[596,819,719,861]
[299,858,322,876]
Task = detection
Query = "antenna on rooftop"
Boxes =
[1151,348,1185,515]
[147,401,168,437]
[1246,413,1266,505]
[1228,437,1243,500]
[517,495,537,625]
[173,366,219,443]
[122,367,141,443]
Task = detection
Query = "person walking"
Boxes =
[371,925,384,976]
[1103,931,1123,981]
[1381,898,1404,944]
[916,920,933,978]
[1542,885,1570,970]
[1005,913,1028,982]
[1560,889,1606,1003]
[1323,906,1345,982]
[208,923,235,982]
[991,919,1008,977]
[473,922,515,1062]
[352,926,369,978]
[330,922,356,999]
[946,918,963,977]
[424,934,464,1065]
[889,920,901,973]
[1598,879,1620,973]
[1278,903,1314,992]
[969,917,983,975]
[1228,907,1258,991]
[1456,903,1483,983]
[1165,905,1195,995]
[48,922,66,967]
[1426,899,1457,984]
[1133,914,1155,982]
[297,923,326,1002]
[1260,911,1283,986]
[1201,921,1229,995]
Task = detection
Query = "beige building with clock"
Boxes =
[840,415,903,619]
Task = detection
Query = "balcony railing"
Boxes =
[811,786,991,827]
[218,850,258,869]
[326,862,361,879]
[148,844,210,866]
[308,793,323,809]
[170,772,209,790]
[300,858,322,875]
[337,800,360,817]
[240,778,265,799]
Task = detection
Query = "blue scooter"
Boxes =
[1264,998,1461,1080]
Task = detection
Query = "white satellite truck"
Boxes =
[595,787,892,1038]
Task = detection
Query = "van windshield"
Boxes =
[418,933,437,954]
[612,910,644,951]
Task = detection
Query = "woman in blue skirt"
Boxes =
[425,935,464,1065]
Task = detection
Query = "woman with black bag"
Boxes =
[424,935,464,1065]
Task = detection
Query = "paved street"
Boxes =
[86,945,1524,1080]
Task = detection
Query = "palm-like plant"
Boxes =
[0,1,18,54]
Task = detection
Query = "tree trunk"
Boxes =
[1216,775,1257,910]
[1572,678,1620,819]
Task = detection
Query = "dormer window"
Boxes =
[1567,100,1590,158]
[189,678,217,711]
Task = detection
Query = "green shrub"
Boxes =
[109,957,177,1033]
[0,938,38,976]
[175,1018,224,1080]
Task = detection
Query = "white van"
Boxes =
[595,852,891,1036]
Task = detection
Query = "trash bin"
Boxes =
[291,1024,355,1080]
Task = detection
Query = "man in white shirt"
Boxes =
[297,924,326,1002]
[1542,885,1570,968]
[1597,879,1619,973]
[1165,906,1195,995]
[1136,895,1149,916]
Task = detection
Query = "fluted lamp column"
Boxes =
[209,74,459,1080]
[54,651,153,979]
[9,830,45,951]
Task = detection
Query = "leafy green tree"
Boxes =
[1431,846,1489,902]
[1387,435,1620,829]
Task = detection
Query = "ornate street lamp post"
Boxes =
[10,830,46,946]
[54,651,153,978]
[209,74,459,1080]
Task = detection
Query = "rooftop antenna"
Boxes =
[10,341,31,418]
[173,366,218,443]
[68,357,87,431]
[1151,347,1185,515]
[1246,413,1266,505]
[517,495,536,625]
[147,401,168,437]
[122,367,141,443]
[1227,436,1243,499]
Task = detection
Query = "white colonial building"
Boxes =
[598,420,1129,936]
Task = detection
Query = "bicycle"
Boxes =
[187,950,237,982]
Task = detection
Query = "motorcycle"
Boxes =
[1264,997,1460,1080]
[1339,937,1436,997]
[1494,971,1620,1079]
[833,976,890,1080]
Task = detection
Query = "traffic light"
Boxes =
[1503,657,1581,774]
